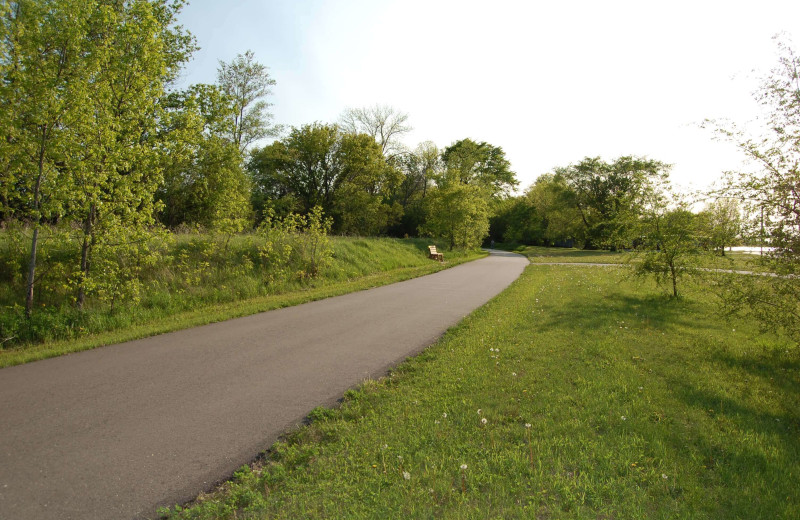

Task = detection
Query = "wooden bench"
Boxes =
[428,245,444,262]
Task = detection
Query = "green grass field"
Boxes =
[503,244,767,272]
[162,251,799,519]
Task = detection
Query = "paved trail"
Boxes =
[0,250,527,519]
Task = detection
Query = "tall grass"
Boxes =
[1,228,479,364]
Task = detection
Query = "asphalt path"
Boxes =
[0,250,527,519]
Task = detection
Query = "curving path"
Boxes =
[0,250,527,519]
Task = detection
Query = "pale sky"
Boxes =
[175,0,800,194]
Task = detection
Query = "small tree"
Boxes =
[3,0,95,316]
[631,187,700,298]
[69,0,193,309]
[258,206,333,282]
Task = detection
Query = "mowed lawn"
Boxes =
[164,259,799,519]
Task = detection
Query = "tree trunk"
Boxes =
[76,233,90,310]
[25,129,48,317]
[25,226,39,318]
[670,262,678,298]
[76,205,96,310]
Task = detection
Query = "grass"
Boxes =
[0,236,484,367]
[499,244,631,264]
[503,244,771,273]
[161,251,799,519]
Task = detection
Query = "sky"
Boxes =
[174,0,800,195]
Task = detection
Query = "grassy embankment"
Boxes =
[0,235,483,368]
[163,247,799,519]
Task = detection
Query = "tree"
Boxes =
[217,50,279,153]
[559,156,669,250]
[390,141,441,236]
[248,123,400,235]
[67,0,194,309]
[422,138,515,247]
[251,123,341,216]
[632,187,700,298]
[1,0,195,314]
[157,84,250,233]
[494,174,584,246]
[488,195,541,244]
[525,173,584,246]
[246,142,300,224]
[398,141,439,202]
[696,198,743,255]
[441,138,518,197]
[0,0,15,224]
[708,35,800,341]
[332,133,402,235]
[1,0,95,316]
[422,183,490,250]
[339,104,411,158]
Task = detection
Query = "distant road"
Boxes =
[0,250,527,519]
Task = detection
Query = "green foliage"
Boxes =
[258,206,333,281]
[1,0,195,314]
[489,196,537,244]
[559,156,670,250]
[526,173,585,245]
[250,123,341,215]
[332,133,403,235]
[248,124,402,236]
[695,198,743,255]
[216,49,279,153]
[419,137,514,249]
[713,268,800,342]
[422,183,490,250]
[389,141,440,237]
[493,174,584,246]
[66,0,194,309]
[81,228,168,313]
[158,85,252,234]
[631,189,701,298]
[440,138,518,197]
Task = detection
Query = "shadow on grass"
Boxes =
[712,349,800,392]
[535,289,698,333]
[673,381,799,436]
[666,375,800,502]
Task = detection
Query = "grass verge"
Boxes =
[162,255,799,519]
[504,244,771,273]
[0,239,484,368]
